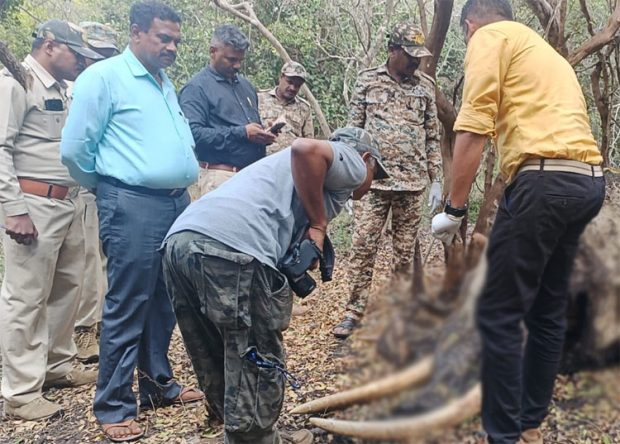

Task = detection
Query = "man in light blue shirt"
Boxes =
[61,2,202,441]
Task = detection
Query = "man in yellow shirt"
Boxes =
[431,1,605,443]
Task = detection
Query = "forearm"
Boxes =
[193,125,247,158]
[449,131,487,208]
[60,140,98,190]
[0,146,28,217]
[291,138,333,229]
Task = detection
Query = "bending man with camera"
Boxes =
[161,127,388,444]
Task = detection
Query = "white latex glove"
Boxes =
[431,212,463,244]
[428,181,442,213]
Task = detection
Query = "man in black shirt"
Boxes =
[179,24,276,195]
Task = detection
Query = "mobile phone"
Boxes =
[269,122,286,134]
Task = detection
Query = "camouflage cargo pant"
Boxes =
[162,231,293,444]
[346,189,425,316]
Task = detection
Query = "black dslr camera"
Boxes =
[278,229,335,298]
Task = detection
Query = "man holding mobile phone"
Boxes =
[258,61,314,155]
[179,24,275,195]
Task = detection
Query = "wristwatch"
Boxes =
[445,200,468,218]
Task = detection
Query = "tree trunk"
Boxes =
[210,0,332,136]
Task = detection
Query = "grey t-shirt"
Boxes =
[165,141,366,268]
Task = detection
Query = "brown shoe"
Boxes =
[519,428,543,444]
[43,369,98,390]
[75,325,99,363]
[4,396,63,420]
[280,429,313,444]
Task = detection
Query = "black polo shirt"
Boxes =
[179,66,265,168]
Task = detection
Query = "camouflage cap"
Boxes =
[79,21,119,52]
[329,127,390,180]
[281,61,307,80]
[34,19,103,60]
[388,22,432,58]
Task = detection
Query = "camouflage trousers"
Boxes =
[162,231,293,444]
[346,189,425,316]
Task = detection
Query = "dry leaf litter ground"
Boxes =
[0,214,618,443]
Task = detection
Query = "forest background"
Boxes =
[1,0,619,171]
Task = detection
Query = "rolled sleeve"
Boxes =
[0,78,29,216]
[61,69,110,189]
[454,28,511,137]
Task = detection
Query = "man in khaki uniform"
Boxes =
[0,20,101,420]
[73,22,119,364]
[333,23,443,339]
[258,61,314,154]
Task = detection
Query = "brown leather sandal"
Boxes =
[172,386,205,405]
[140,386,205,410]
[102,419,144,442]
[332,315,359,339]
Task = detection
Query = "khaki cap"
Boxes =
[79,21,119,51]
[388,22,432,58]
[281,61,307,80]
[34,19,103,60]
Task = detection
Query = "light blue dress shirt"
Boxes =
[61,47,199,190]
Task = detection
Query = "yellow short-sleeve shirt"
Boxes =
[453,21,602,182]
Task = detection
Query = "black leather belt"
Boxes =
[100,176,186,197]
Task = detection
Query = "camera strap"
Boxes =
[243,347,302,390]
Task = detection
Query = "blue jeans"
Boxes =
[94,180,190,423]
[477,171,605,444]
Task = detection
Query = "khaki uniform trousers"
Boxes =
[0,192,85,406]
[198,168,236,195]
[75,189,107,328]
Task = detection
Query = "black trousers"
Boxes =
[477,170,605,444]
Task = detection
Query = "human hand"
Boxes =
[306,225,326,269]
[431,212,462,245]
[245,123,277,145]
[4,214,38,245]
[428,181,442,213]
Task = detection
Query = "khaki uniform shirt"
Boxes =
[0,55,76,217]
[348,64,441,192]
[258,87,314,154]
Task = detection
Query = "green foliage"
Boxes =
[0,0,617,160]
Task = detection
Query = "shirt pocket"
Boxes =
[404,90,427,125]
[31,108,66,140]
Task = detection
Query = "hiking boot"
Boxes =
[519,428,543,444]
[280,429,313,444]
[4,396,63,420]
[75,325,99,363]
[43,369,98,390]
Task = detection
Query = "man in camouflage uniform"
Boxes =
[333,23,443,339]
[258,61,314,154]
[72,22,119,363]
[0,19,101,420]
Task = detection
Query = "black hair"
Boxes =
[460,0,514,27]
[210,24,250,51]
[129,1,181,32]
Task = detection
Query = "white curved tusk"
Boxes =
[290,356,434,415]
[308,383,481,441]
